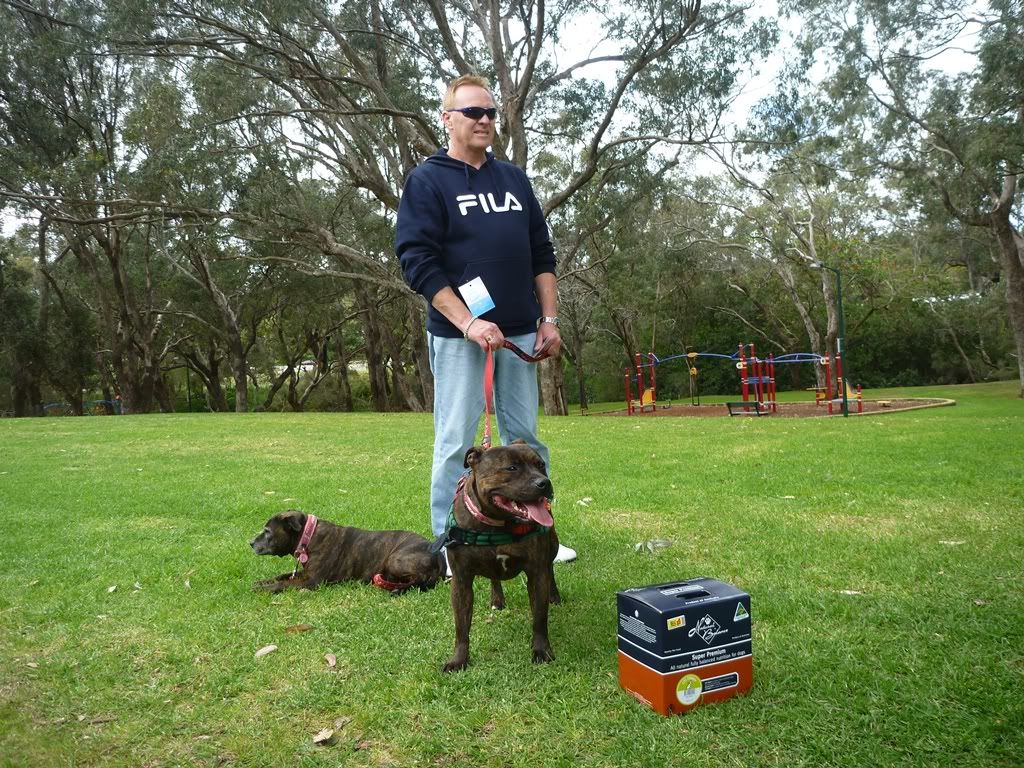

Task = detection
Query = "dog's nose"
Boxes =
[535,477,553,496]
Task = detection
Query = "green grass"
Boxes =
[1,381,1021,767]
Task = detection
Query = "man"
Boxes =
[395,74,576,565]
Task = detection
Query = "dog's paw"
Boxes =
[532,647,555,664]
[442,657,469,673]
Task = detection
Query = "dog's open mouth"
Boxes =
[490,494,553,527]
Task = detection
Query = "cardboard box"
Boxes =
[617,578,752,715]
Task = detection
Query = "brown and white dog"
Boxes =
[441,441,561,672]
[250,510,444,595]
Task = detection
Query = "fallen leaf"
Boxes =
[973,599,989,606]
[333,716,352,730]
[133,582,142,591]
[254,644,278,659]
[26,662,38,669]
[263,491,276,495]
[576,497,593,506]
[939,540,966,546]
[312,729,337,746]
[355,740,372,751]
[839,590,863,596]
[324,653,337,668]
[88,715,117,725]
[781,495,796,500]
[284,624,314,635]
[184,579,191,590]
[27,580,39,587]
[106,585,117,593]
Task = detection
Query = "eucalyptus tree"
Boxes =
[785,0,1024,395]
[0,2,185,413]
[126,0,777,414]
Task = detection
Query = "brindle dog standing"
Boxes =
[250,510,444,595]
[443,441,561,672]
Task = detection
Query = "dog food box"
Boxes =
[617,578,752,715]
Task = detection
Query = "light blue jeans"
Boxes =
[428,332,550,537]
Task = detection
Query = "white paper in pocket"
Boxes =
[458,276,496,316]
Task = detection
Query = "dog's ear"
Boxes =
[464,447,484,468]
[284,510,307,533]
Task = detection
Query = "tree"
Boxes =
[786,0,1024,395]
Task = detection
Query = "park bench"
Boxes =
[726,401,768,416]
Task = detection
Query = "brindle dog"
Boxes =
[250,510,444,595]
[443,441,561,672]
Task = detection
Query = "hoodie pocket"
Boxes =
[458,257,539,328]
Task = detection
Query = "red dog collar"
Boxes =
[293,514,319,565]
[455,475,505,527]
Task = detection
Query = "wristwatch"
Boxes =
[539,316,560,327]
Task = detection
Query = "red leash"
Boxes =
[481,340,551,450]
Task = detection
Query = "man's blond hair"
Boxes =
[443,75,493,110]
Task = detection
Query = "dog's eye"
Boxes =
[506,465,518,472]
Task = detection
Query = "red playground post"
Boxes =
[825,355,834,415]
[624,368,634,415]
[738,343,749,404]
[647,353,657,409]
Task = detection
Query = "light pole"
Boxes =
[811,261,848,417]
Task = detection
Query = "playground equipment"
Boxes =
[817,354,864,414]
[624,343,862,416]
[730,342,777,416]
[624,353,657,414]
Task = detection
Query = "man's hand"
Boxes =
[535,321,561,357]
[466,317,505,351]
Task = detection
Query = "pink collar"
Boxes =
[456,476,505,528]
[293,514,319,565]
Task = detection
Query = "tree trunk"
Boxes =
[260,364,294,411]
[228,336,249,412]
[539,358,567,415]
[408,302,433,410]
[991,214,1024,397]
[333,334,353,412]
[382,322,424,412]
[353,282,390,411]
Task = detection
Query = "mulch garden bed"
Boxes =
[593,398,955,418]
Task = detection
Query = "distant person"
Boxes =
[395,74,576,567]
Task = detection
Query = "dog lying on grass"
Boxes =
[250,510,444,595]
[440,441,561,672]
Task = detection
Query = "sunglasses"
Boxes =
[446,106,497,121]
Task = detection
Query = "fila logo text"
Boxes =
[456,192,523,217]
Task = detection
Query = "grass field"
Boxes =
[1,381,1021,767]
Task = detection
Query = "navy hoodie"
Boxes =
[396,149,556,338]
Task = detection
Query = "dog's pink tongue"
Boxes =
[523,498,554,527]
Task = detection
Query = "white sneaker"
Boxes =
[554,543,577,563]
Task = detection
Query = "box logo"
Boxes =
[688,614,726,644]
[667,616,686,631]
[734,603,750,622]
